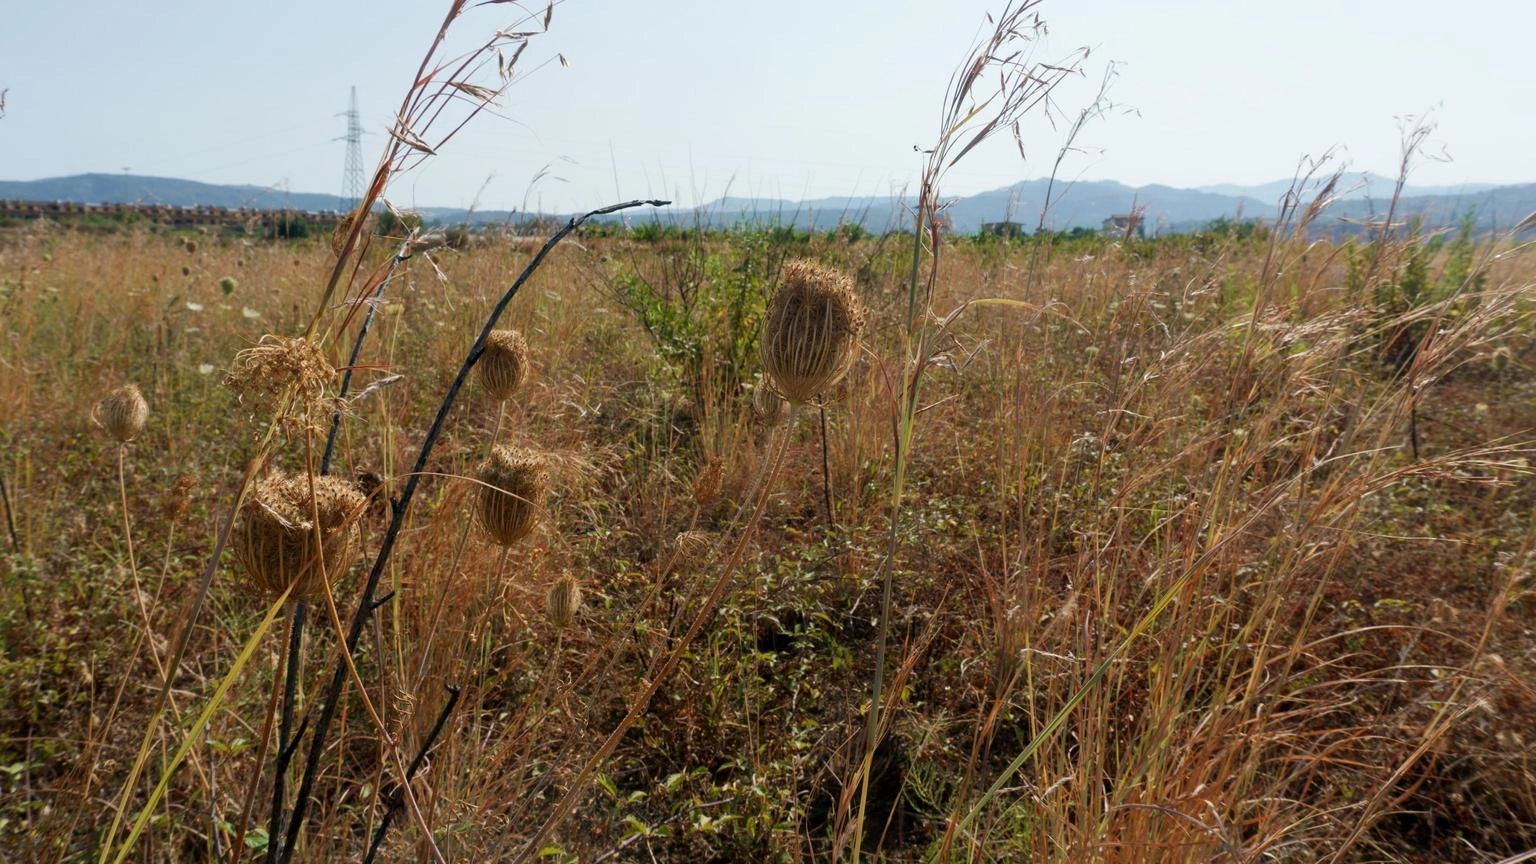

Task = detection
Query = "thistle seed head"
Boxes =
[477,329,531,402]
[476,446,548,547]
[234,472,365,603]
[96,384,149,444]
[761,260,866,404]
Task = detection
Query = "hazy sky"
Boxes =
[1,1,1531,212]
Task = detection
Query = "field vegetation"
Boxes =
[3,2,1536,862]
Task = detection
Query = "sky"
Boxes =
[1,0,1532,212]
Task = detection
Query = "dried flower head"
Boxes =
[476,446,548,546]
[331,210,359,257]
[235,472,365,602]
[674,530,711,570]
[225,335,335,412]
[761,260,866,404]
[476,329,530,402]
[95,384,149,444]
[161,473,196,523]
[752,384,787,426]
[546,573,583,628]
[692,458,724,507]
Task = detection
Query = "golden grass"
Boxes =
[0,221,1533,863]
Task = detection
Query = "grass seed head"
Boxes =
[761,260,866,404]
[235,472,365,603]
[477,329,531,402]
[96,383,149,444]
[477,446,548,547]
[546,573,582,628]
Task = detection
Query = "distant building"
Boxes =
[981,220,1026,238]
[1102,213,1145,238]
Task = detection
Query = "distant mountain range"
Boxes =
[0,173,344,213]
[3,172,1532,236]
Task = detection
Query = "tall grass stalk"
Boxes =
[847,4,1087,857]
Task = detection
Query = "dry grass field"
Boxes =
[4,3,1536,862]
[2,203,1535,863]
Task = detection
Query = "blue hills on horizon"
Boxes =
[1,171,1530,235]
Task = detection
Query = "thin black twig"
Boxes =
[263,602,306,864]
[279,198,666,863]
[321,244,410,475]
[361,685,462,864]
[266,243,405,857]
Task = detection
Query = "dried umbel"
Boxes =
[95,384,149,444]
[546,573,583,628]
[330,210,359,257]
[476,330,530,402]
[225,335,335,411]
[476,446,548,546]
[761,260,866,404]
[692,458,724,507]
[673,530,711,570]
[751,384,786,426]
[161,473,196,523]
[235,472,365,602]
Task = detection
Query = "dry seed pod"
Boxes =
[476,446,547,546]
[234,472,365,602]
[477,330,530,402]
[751,384,786,426]
[674,530,711,570]
[95,384,149,444]
[546,573,583,628]
[761,260,866,404]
